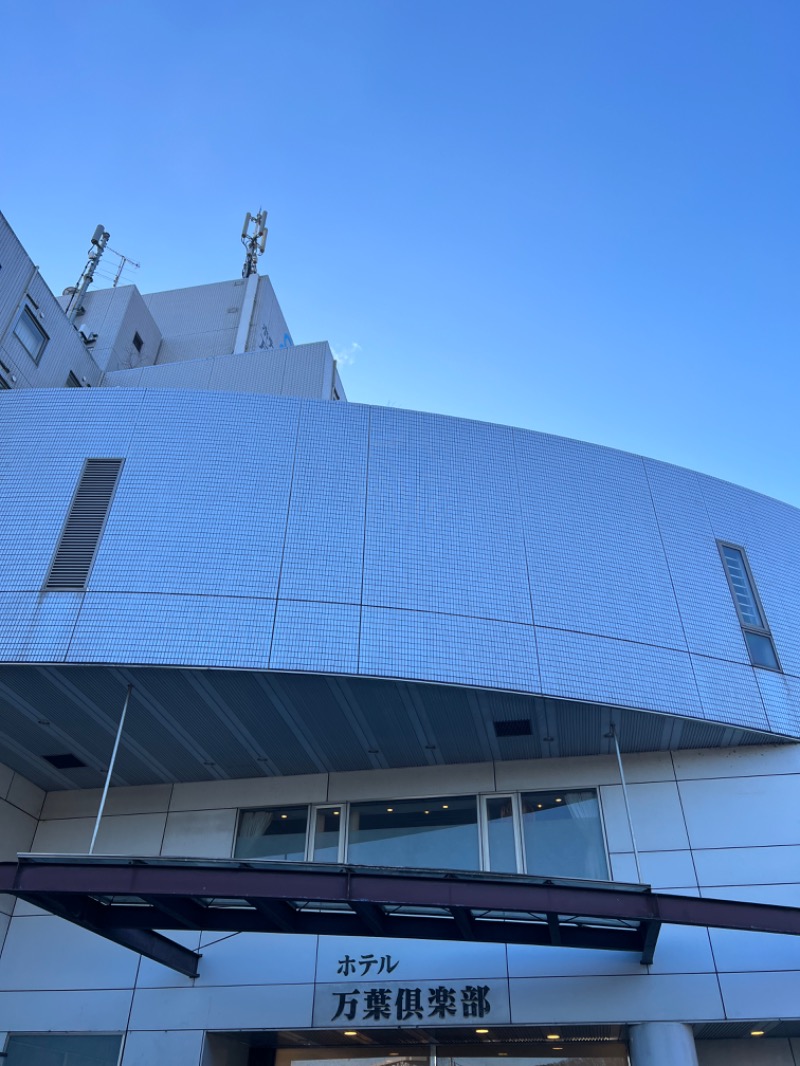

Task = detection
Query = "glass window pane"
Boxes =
[721,545,764,628]
[313,806,342,861]
[348,795,479,870]
[6,1034,122,1066]
[521,790,608,880]
[234,806,307,860]
[486,796,517,872]
[14,309,47,362]
[744,630,779,669]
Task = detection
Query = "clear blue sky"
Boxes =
[2,2,799,505]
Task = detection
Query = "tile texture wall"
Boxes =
[1,389,800,738]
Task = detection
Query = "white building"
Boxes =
[1,210,800,1066]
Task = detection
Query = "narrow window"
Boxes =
[66,371,82,387]
[718,542,780,670]
[520,790,608,880]
[13,305,48,364]
[485,795,518,872]
[347,795,479,871]
[234,806,308,860]
[44,459,124,591]
[312,806,342,862]
[133,331,144,353]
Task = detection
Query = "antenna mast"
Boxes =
[241,209,268,278]
[65,224,110,323]
[108,247,141,288]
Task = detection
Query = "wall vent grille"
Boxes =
[493,718,532,737]
[44,459,124,591]
[42,753,87,769]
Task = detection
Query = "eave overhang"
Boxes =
[0,665,783,792]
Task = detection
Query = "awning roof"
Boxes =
[4,855,800,979]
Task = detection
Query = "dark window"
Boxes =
[66,371,81,387]
[45,459,124,591]
[718,542,780,670]
[133,331,144,353]
[13,306,48,363]
[234,806,308,860]
[5,1035,122,1066]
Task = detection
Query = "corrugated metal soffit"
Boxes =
[44,459,124,590]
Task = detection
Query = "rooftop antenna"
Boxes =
[108,247,141,288]
[241,209,268,278]
[65,224,110,323]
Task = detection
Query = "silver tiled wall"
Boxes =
[1,388,800,737]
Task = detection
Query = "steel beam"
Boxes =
[5,856,800,979]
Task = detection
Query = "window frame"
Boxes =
[13,305,48,364]
[717,540,781,671]
[234,787,610,881]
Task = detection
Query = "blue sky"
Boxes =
[2,2,799,505]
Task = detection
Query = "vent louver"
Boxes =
[44,458,123,591]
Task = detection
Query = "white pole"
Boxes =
[89,683,132,855]
[611,725,643,883]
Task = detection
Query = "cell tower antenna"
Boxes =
[241,209,268,278]
[65,224,110,323]
[107,247,141,288]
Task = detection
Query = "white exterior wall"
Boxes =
[1,745,799,1063]
[0,213,102,389]
[64,285,163,373]
[102,341,338,400]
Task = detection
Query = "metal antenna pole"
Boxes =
[67,225,110,323]
[89,683,133,855]
[108,248,141,288]
[610,725,643,884]
[241,209,268,278]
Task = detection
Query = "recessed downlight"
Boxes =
[546,1034,560,1040]
[751,1030,765,1037]
[344,1031,358,1036]
[475,1029,489,1034]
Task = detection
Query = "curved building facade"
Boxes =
[1,210,800,1066]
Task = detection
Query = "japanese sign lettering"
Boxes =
[331,984,492,1023]
[337,953,399,977]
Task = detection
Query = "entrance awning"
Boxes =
[3,855,800,979]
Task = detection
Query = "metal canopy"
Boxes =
[6,856,800,979]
